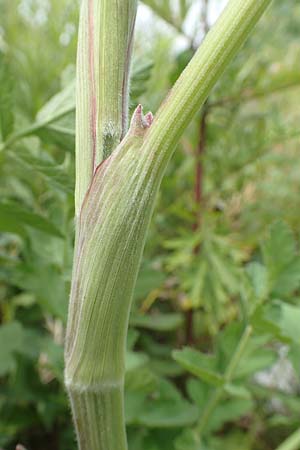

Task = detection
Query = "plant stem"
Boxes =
[196,325,253,436]
[66,1,138,449]
[68,382,126,450]
[65,1,272,449]
[141,0,272,174]
[75,0,138,215]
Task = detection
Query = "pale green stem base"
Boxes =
[68,382,127,450]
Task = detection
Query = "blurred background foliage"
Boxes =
[1,0,300,449]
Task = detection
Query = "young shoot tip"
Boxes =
[130,104,153,134]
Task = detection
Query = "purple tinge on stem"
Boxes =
[130,104,154,135]
[88,0,97,173]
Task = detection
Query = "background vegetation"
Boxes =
[1,0,300,449]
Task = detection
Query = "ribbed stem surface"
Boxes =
[68,382,126,450]
[75,0,137,215]
[65,1,273,449]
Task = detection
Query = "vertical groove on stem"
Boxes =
[65,1,272,449]
[75,0,138,216]
[68,383,126,450]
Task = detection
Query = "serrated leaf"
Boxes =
[130,60,154,101]
[173,348,224,386]
[253,301,300,345]
[209,250,239,294]
[34,82,75,151]
[0,201,64,238]
[138,379,198,428]
[8,150,73,194]
[272,257,300,296]
[262,221,296,276]
[272,302,300,344]
[246,262,269,300]
[36,81,75,125]
[12,263,68,319]
[217,324,276,378]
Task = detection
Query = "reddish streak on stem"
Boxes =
[185,104,208,346]
[193,104,208,231]
[88,0,97,173]
[121,9,137,139]
[185,1,210,347]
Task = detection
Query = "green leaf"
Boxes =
[126,351,149,372]
[208,250,239,294]
[260,222,300,297]
[0,54,14,141]
[270,302,300,344]
[0,322,40,376]
[224,383,251,399]
[35,81,75,151]
[12,263,68,319]
[149,358,184,377]
[138,379,198,428]
[125,367,157,393]
[173,348,224,386]
[209,398,254,432]
[175,429,206,450]
[252,300,300,344]
[246,262,269,301]
[9,150,73,194]
[272,257,300,297]
[130,313,183,331]
[126,378,198,428]
[40,337,64,381]
[217,324,276,378]
[134,262,166,301]
[36,81,75,125]
[262,221,296,276]
[130,60,154,102]
[187,379,210,410]
[0,201,63,238]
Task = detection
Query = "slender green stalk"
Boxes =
[196,325,253,436]
[276,429,300,450]
[65,1,272,449]
[140,0,272,175]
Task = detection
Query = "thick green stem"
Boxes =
[68,383,126,450]
[75,0,138,215]
[65,1,272,449]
